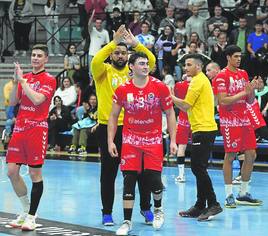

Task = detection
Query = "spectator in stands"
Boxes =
[171,33,186,80]
[155,25,175,77]
[135,21,155,51]
[168,0,191,19]
[185,5,207,42]
[229,17,251,70]
[88,10,110,80]
[131,0,153,12]
[44,0,62,56]
[207,5,228,34]
[85,0,107,22]
[186,32,205,53]
[106,7,125,39]
[68,94,98,155]
[64,43,81,82]
[256,76,268,125]
[207,27,221,56]
[9,0,33,57]
[188,0,209,19]
[236,0,258,30]
[159,7,176,33]
[175,17,187,39]
[257,0,268,22]
[128,11,142,36]
[220,0,241,33]
[77,0,90,52]
[162,65,175,88]
[247,20,268,77]
[105,0,124,12]
[210,32,228,69]
[48,96,72,151]
[50,77,77,111]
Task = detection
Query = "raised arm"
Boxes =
[91,25,126,80]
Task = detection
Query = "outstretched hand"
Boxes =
[14,62,24,83]
[113,25,138,47]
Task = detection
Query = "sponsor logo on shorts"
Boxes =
[8,147,20,152]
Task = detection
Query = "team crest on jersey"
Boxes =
[148,93,155,100]
[127,93,134,102]
[232,142,237,148]
[30,81,41,91]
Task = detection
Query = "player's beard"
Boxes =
[112,59,127,69]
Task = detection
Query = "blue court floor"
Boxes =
[0,158,267,236]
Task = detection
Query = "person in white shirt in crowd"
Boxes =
[188,0,209,19]
[135,21,155,51]
[130,0,153,13]
[44,0,62,56]
[185,5,207,42]
[105,0,124,12]
[87,10,110,80]
[162,65,175,89]
[50,77,77,111]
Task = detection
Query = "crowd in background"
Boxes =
[3,0,268,154]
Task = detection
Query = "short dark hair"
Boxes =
[32,44,48,56]
[224,45,241,57]
[184,53,203,65]
[117,42,128,50]
[255,20,263,25]
[128,52,148,65]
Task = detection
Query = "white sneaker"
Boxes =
[153,207,164,230]
[116,220,132,235]
[175,175,186,183]
[9,213,27,228]
[21,214,36,231]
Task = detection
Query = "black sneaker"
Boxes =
[197,203,223,221]
[236,193,262,206]
[179,206,204,218]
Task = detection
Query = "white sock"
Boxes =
[178,164,184,176]
[240,181,249,196]
[19,195,30,213]
[225,184,233,198]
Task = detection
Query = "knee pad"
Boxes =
[123,171,138,200]
[144,169,163,193]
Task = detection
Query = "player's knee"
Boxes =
[144,169,163,192]
[28,168,42,182]
[7,168,19,180]
[123,171,138,200]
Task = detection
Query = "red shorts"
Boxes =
[220,126,256,153]
[6,126,48,165]
[176,124,191,144]
[120,143,163,172]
